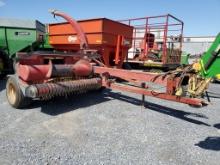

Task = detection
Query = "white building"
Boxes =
[182,36,216,55]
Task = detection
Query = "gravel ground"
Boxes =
[0,79,220,165]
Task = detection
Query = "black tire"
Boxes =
[0,50,14,76]
[122,62,132,70]
[0,50,6,78]
[6,76,32,109]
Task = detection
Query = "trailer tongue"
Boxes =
[6,10,210,108]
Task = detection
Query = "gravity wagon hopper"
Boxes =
[6,10,211,109]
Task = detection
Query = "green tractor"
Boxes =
[192,33,220,81]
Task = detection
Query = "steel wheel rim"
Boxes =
[7,83,16,105]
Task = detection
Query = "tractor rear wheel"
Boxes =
[6,76,32,109]
[0,50,6,78]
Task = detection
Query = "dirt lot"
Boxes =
[0,79,220,165]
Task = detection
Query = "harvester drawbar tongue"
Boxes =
[6,10,210,109]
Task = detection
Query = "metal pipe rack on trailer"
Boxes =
[119,14,184,70]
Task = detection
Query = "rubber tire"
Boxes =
[122,62,132,70]
[6,76,32,109]
[0,50,6,78]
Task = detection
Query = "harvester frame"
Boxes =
[6,10,210,109]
